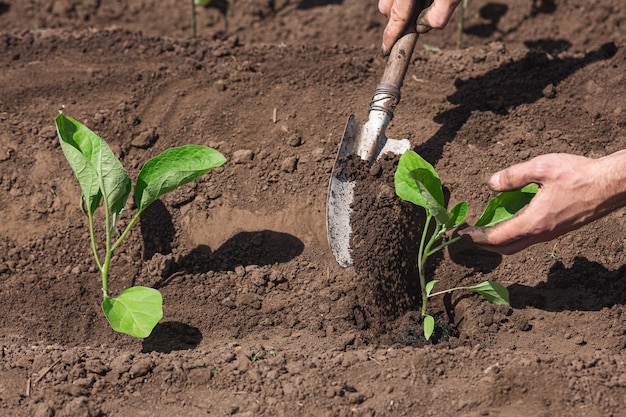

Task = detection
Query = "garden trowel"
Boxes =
[327,8,422,267]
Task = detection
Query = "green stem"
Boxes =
[429,285,479,298]
[191,0,197,38]
[101,201,113,298]
[417,215,432,318]
[87,208,102,271]
[111,209,143,254]
[426,236,461,258]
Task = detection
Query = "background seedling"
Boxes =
[56,113,226,338]
[395,150,536,340]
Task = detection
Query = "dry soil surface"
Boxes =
[1,1,626,416]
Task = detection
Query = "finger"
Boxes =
[458,202,544,254]
[378,0,392,16]
[381,1,416,55]
[417,0,460,32]
[459,225,537,255]
[488,159,542,192]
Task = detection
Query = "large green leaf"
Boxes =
[475,184,538,227]
[102,286,163,338]
[466,281,510,305]
[395,151,446,219]
[135,145,226,210]
[56,113,131,219]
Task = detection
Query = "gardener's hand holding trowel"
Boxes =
[379,0,461,55]
[379,0,626,255]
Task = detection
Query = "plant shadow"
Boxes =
[140,200,176,261]
[297,0,342,10]
[142,321,203,353]
[508,256,626,312]
[153,230,304,289]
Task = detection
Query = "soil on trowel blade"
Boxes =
[348,153,425,338]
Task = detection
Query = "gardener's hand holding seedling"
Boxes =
[459,151,626,254]
[379,0,461,55]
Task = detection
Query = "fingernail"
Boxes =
[489,172,501,189]
[381,43,389,56]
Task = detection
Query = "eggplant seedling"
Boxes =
[56,113,226,338]
[395,150,537,340]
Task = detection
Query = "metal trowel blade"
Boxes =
[326,115,411,267]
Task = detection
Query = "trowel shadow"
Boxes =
[154,230,304,288]
[508,256,626,312]
[413,42,618,165]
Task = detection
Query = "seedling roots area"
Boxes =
[1,1,626,416]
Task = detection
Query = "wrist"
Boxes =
[596,150,626,212]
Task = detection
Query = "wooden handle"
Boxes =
[378,0,425,96]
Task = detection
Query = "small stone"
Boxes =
[131,127,159,149]
[542,84,556,99]
[281,156,298,173]
[287,134,302,147]
[232,149,254,164]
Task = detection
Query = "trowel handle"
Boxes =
[376,0,425,106]
[379,32,418,93]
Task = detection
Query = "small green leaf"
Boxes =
[395,151,448,223]
[135,145,226,210]
[466,281,510,305]
[445,201,468,230]
[423,314,435,341]
[56,113,131,219]
[102,286,163,338]
[425,280,439,297]
[475,184,538,227]
[409,169,449,224]
[395,151,444,207]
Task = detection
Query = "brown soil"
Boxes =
[1,1,626,416]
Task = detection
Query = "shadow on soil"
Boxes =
[509,256,626,311]
[142,321,203,353]
[415,42,618,165]
[152,230,304,289]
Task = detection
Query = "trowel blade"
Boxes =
[326,116,411,267]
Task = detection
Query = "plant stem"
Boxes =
[426,236,461,258]
[191,0,197,38]
[429,285,480,298]
[111,210,143,254]
[417,215,432,318]
[87,209,102,271]
[456,0,470,49]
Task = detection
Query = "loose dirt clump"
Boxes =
[1,1,626,416]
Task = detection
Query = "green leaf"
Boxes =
[466,281,510,305]
[102,286,163,338]
[423,314,435,341]
[475,184,538,227]
[445,201,468,230]
[395,151,447,222]
[425,280,439,297]
[135,145,226,210]
[56,113,131,220]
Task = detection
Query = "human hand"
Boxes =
[379,0,461,55]
[458,151,626,254]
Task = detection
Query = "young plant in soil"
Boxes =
[56,113,226,338]
[395,150,537,340]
